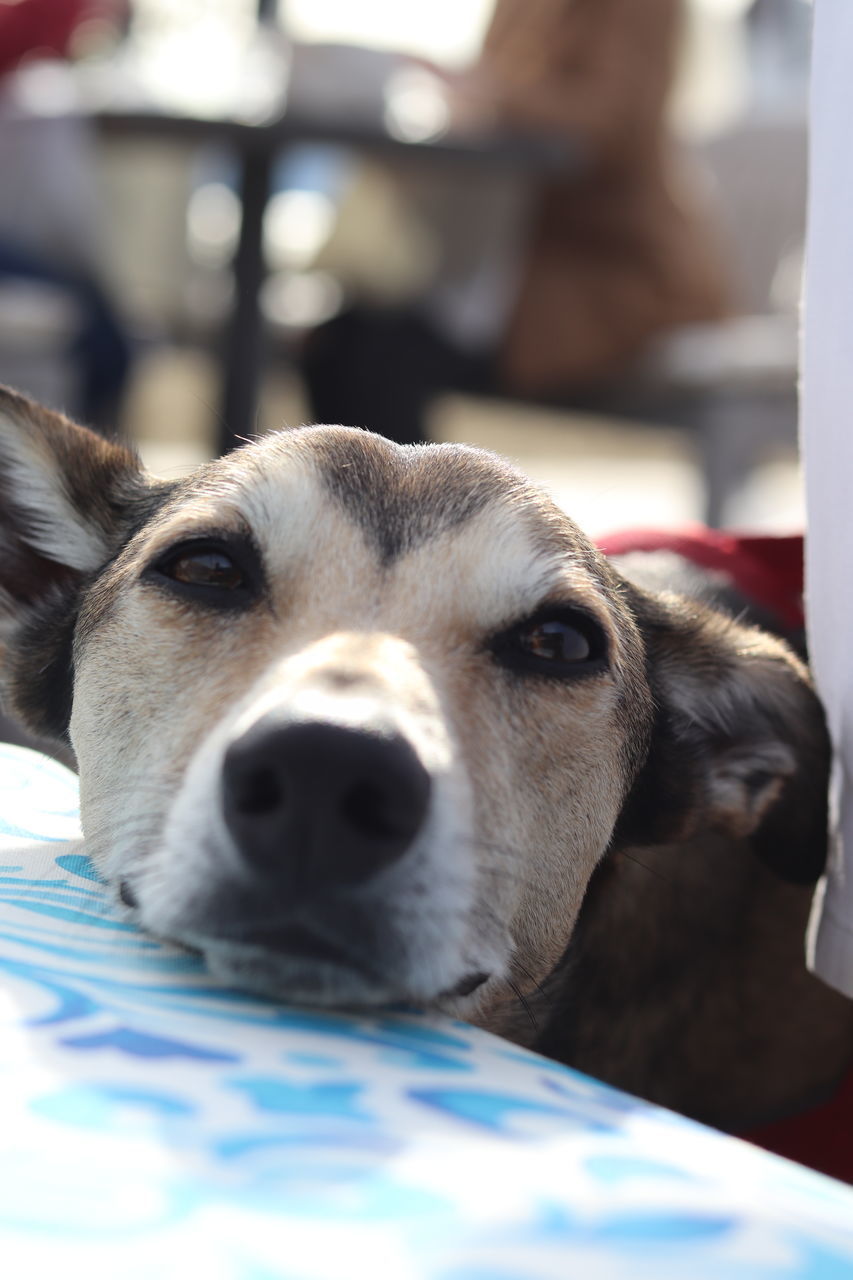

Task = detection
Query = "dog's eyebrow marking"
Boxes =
[308,432,523,565]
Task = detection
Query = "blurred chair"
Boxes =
[641,113,806,526]
[432,111,807,528]
[301,109,807,528]
[537,111,806,527]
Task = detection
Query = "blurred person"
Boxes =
[300,0,730,445]
[0,0,131,431]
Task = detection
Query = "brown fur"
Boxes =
[528,831,853,1132]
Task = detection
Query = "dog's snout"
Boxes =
[222,719,431,886]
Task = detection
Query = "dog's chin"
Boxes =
[169,933,492,1012]
[197,935,406,1006]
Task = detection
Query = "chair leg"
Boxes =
[697,389,797,529]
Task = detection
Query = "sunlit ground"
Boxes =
[127,348,803,536]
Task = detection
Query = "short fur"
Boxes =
[1,386,850,1134]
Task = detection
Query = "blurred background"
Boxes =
[0,0,811,535]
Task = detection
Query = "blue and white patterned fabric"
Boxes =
[1,743,853,1278]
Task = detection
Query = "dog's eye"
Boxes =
[146,537,260,608]
[491,609,608,678]
[518,619,592,662]
[166,550,244,591]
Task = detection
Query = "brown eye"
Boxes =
[518,619,591,663]
[491,608,608,678]
[146,536,260,608]
[167,551,244,590]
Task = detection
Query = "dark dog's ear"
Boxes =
[0,387,152,740]
[613,587,830,885]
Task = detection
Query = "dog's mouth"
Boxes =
[222,921,376,978]
[154,911,492,1008]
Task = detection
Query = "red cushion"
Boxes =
[596,525,804,630]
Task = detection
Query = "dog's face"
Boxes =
[0,390,828,1026]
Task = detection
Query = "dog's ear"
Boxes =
[613,586,830,885]
[0,387,153,741]
[0,386,145,604]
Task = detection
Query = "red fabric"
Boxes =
[741,1071,853,1185]
[0,0,89,77]
[596,525,805,630]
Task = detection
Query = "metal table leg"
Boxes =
[217,144,273,454]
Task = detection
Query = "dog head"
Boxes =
[0,389,828,1023]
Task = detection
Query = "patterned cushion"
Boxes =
[0,743,852,1278]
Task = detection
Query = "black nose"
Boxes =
[221,719,432,886]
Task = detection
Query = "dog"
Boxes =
[1,386,851,1141]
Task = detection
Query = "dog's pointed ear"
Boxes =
[613,587,830,885]
[0,388,160,744]
[0,386,146,611]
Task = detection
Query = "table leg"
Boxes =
[217,145,273,454]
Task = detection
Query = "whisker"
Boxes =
[618,849,674,885]
[507,978,538,1032]
[512,957,547,999]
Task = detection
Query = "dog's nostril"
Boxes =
[232,765,284,816]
